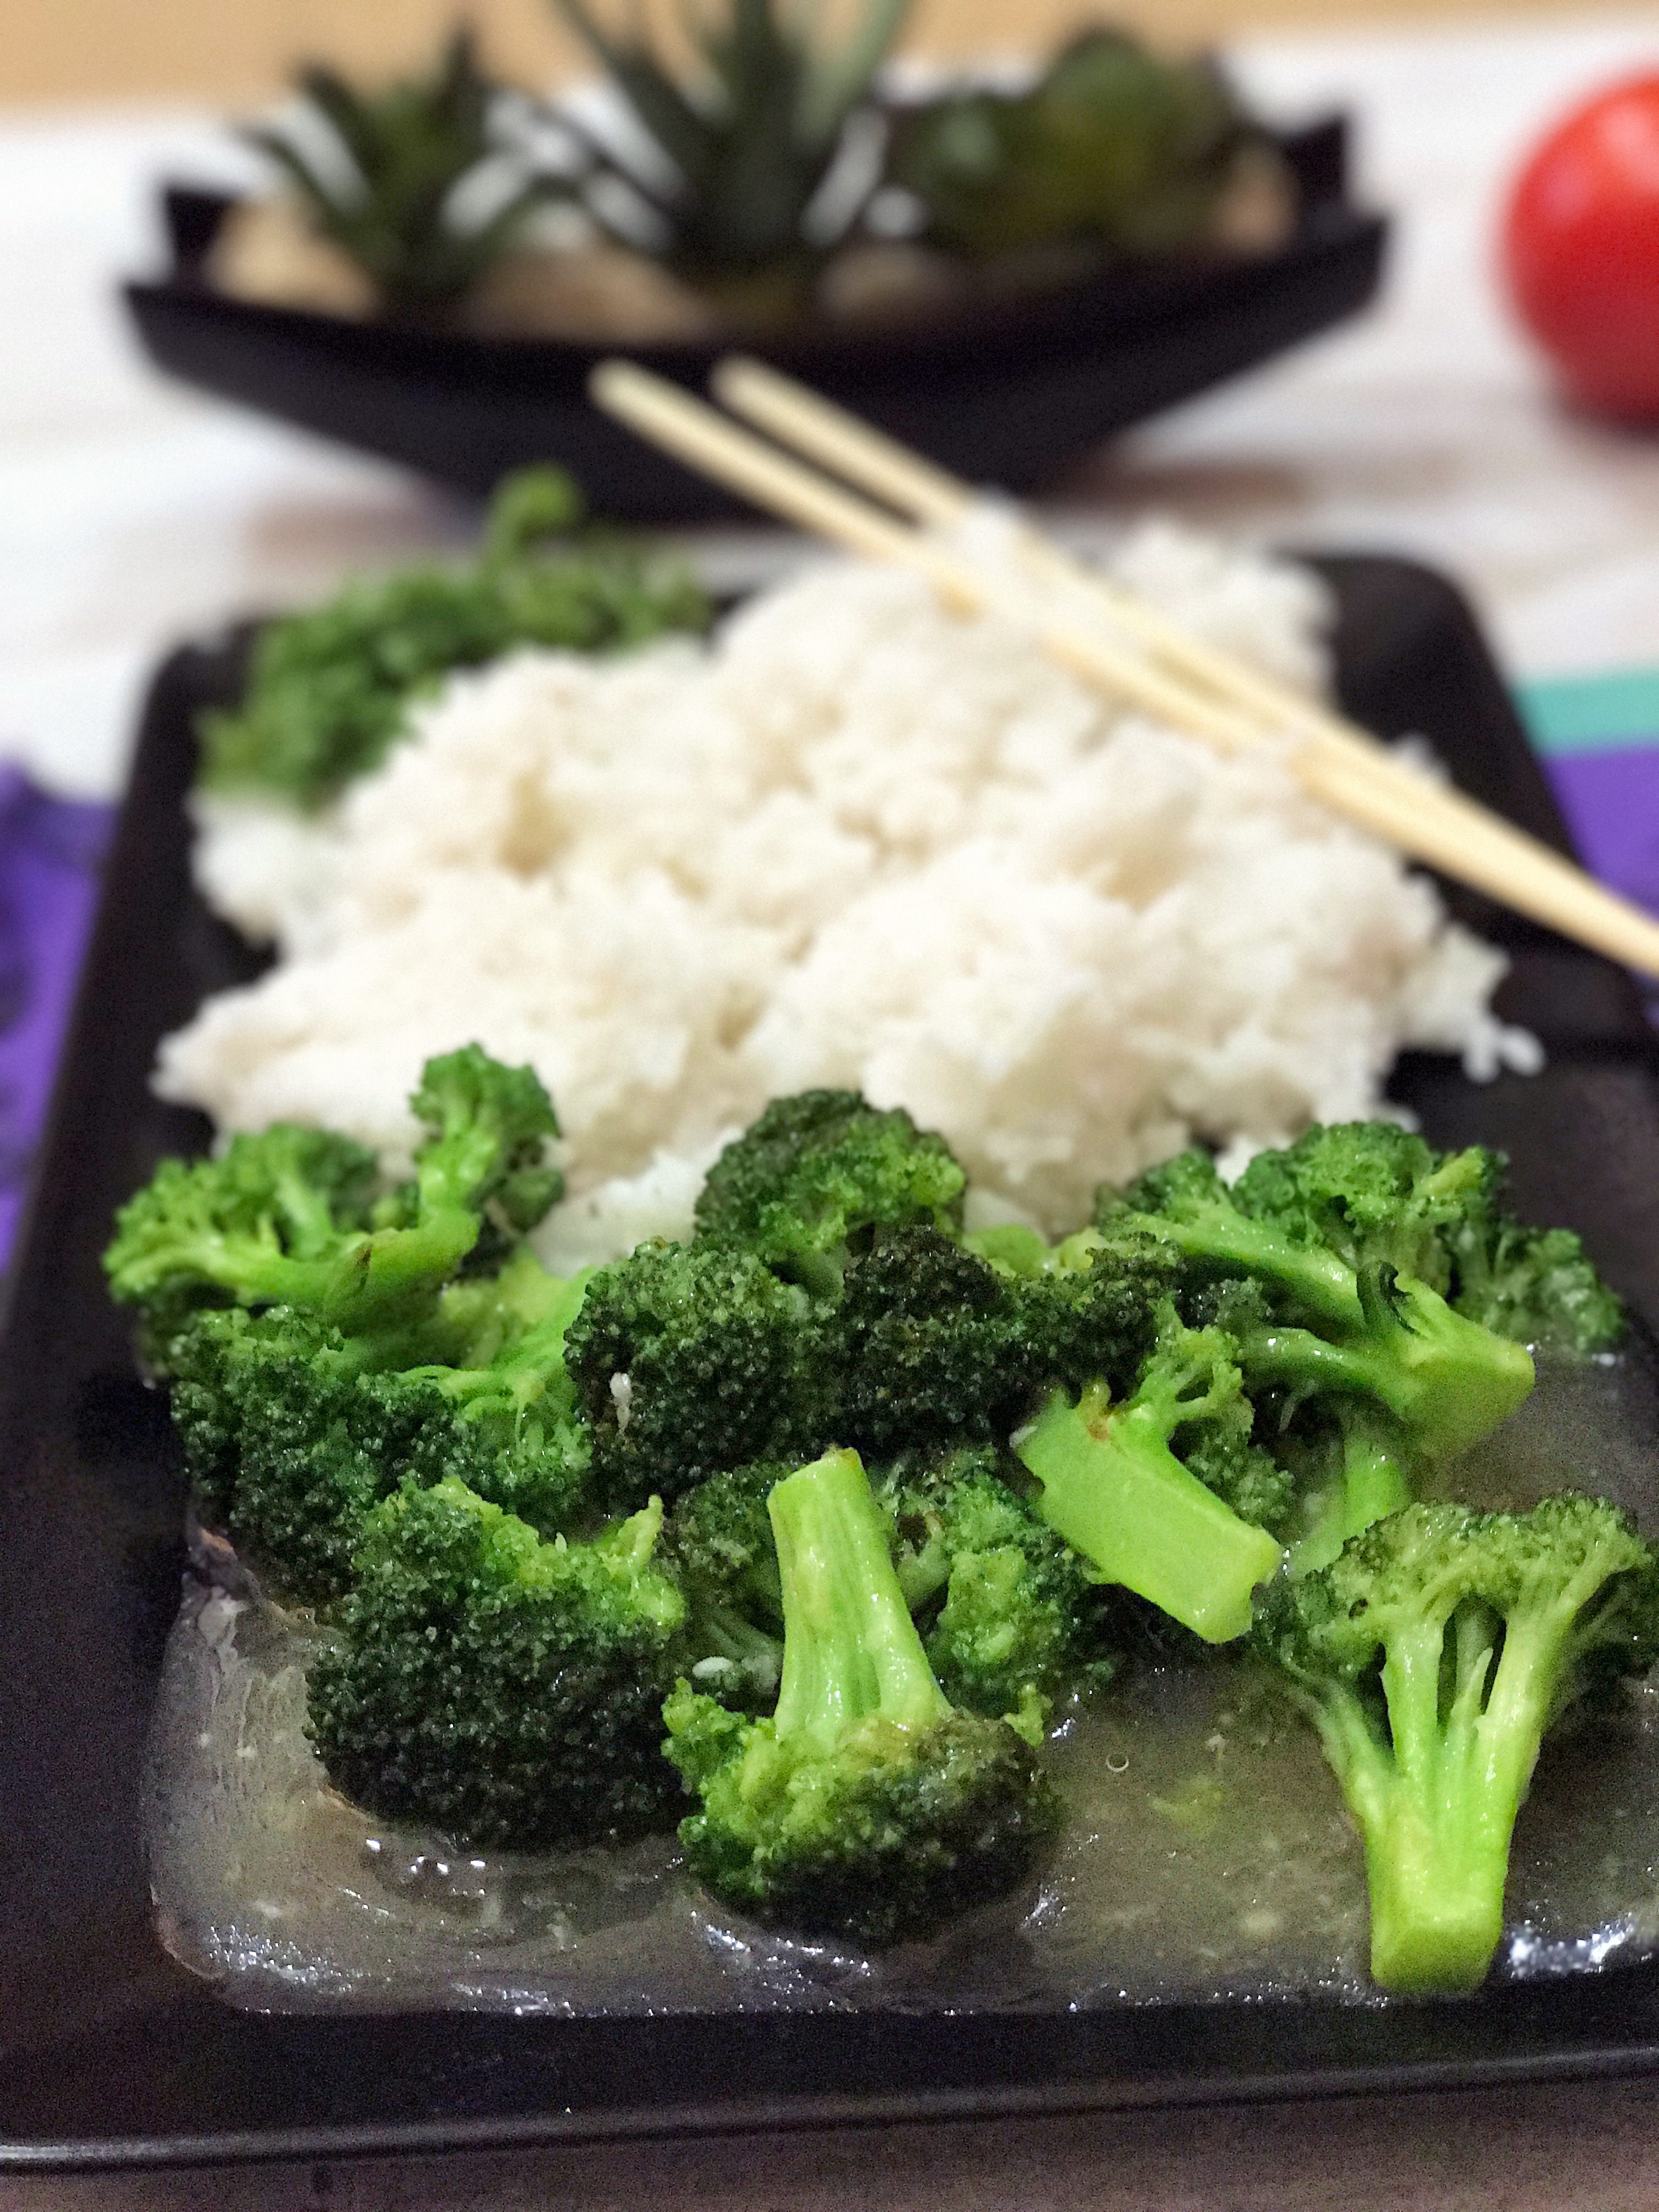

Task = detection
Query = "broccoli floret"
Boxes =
[1100,1147,1363,1328]
[364,1262,595,1525]
[404,1042,565,1235]
[875,1447,1122,1732]
[695,1090,967,1296]
[198,468,710,811]
[307,1478,689,1848]
[664,1449,1060,1945]
[1256,1494,1659,1992]
[105,1047,563,1356]
[103,1125,381,1361]
[1230,1260,1536,1468]
[1111,1126,1621,1357]
[830,1224,1039,1453]
[828,1221,1169,1461]
[1451,1220,1624,1355]
[664,1460,786,1621]
[667,1447,1126,1731]
[662,1461,788,1710]
[168,1306,390,1600]
[1228,1123,1498,1290]
[1098,1132,1541,1500]
[1232,1124,1623,1354]
[564,1239,817,1510]
[1014,1308,1286,1643]
[170,1256,595,1604]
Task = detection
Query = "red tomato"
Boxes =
[1503,72,1659,418]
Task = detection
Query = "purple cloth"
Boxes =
[1540,749,1659,922]
[0,770,115,1265]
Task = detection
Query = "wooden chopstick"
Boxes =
[591,359,1286,759]
[711,354,1413,759]
[590,357,1659,980]
[706,354,1659,961]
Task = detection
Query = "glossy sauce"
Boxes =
[145,1353,1659,2013]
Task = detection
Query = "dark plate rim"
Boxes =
[16,2038,1659,2176]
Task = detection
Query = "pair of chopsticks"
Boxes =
[589,355,1659,981]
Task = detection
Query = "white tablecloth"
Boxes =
[3,8,1658,800]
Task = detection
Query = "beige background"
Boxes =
[0,0,1644,106]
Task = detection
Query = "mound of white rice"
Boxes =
[159,523,1536,1265]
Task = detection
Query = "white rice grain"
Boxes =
[160,526,1532,1245]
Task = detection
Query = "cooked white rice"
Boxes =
[158,522,1537,1260]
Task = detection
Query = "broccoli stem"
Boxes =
[1341,1425,1414,1537]
[1237,1274,1534,1464]
[1122,1212,1363,1330]
[1015,1385,1283,1643]
[769,1449,951,1751]
[1291,1406,1415,1574]
[1310,1592,1584,1992]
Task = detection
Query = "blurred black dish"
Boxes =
[122,117,1384,520]
[9,555,1659,2168]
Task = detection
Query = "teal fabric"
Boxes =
[1516,668,1659,757]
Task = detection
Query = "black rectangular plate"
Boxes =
[7,555,1659,2169]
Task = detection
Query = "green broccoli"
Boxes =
[307,1477,689,1848]
[695,1089,968,1296]
[1096,1131,1549,1517]
[1107,1125,1620,1355]
[663,1460,785,1618]
[1098,1146,1364,1327]
[661,1460,788,1709]
[104,1045,563,1357]
[1013,1308,1286,1643]
[828,1221,1171,1461]
[875,1447,1123,1734]
[198,467,710,811]
[666,1447,1124,1733]
[577,1092,1170,1502]
[1227,1260,1536,1468]
[103,1125,381,1363]
[170,1254,596,1604]
[664,1449,1060,1945]
[169,1305,392,1600]
[1256,1495,1659,1993]
[563,1239,819,1510]
[401,1041,565,1239]
[1284,1399,1416,1575]
[1229,1123,1623,1354]
[1451,1220,1625,1355]
[1225,1122,1496,1290]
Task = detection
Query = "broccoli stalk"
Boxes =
[1013,1317,1285,1643]
[1257,1496,1659,1993]
[664,1449,1059,1944]
[1235,1262,1536,1466]
[1289,1400,1416,1574]
[771,1449,950,1741]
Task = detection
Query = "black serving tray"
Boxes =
[7,555,1659,2170]
[122,118,1385,518]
